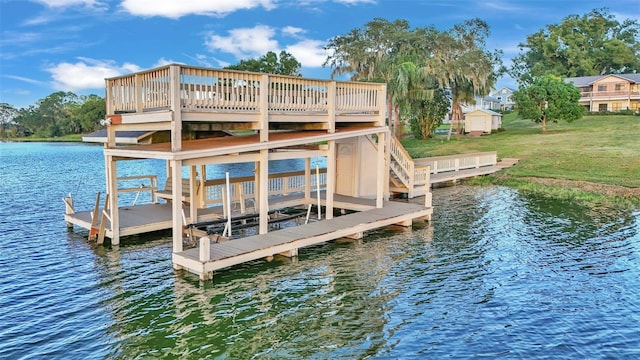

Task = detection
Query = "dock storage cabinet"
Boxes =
[335,136,379,198]
[464,109,502,134]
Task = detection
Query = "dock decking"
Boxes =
[64,192,388,240]
[173,200,432,279]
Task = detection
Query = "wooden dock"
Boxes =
[64,191,389,240]
[66,64,437,281]
[389,135,518,197]
[173,200,432,279]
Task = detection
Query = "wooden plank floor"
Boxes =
[430,165,503,184]
[65,191,379,239]
[173,200,432,277]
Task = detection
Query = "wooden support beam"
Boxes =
[376,131,385,208]
[326,140,335,219]
[258,149,269,234]
[189,165,198,223]
[304,157,311,203]
[97,193,110,245]
[278,248,298,258]
[170,65,182,152]
[328,81,336,133]
[259,74,269,142]
[107,156,120,245]
[171,160,184,260]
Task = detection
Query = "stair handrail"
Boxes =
[389,135,415,191]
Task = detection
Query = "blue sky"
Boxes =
[1,0,638,108]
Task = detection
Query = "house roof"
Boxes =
[565,73,640,87]
[489,87,516,96]
[465,109,502,116]
[82,129,154,144]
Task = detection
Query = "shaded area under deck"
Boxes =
[64,193,394,240]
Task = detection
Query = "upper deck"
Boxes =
[104,64,386,139]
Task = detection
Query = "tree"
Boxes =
[225,50,302,76]
[11,91,105,137]
[420,19,503,139]
[323,18,502,139]
[71,94,106,133]
[324,18,415,136]
[0,103,18,137]
[511,8,640,84]
[406,88,450,139]
[513,75,584,133]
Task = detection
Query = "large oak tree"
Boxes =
[511,8,640,84]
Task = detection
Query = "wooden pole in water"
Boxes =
[62,193,74,228]
[316,164,321,220]
[258,149,269,234]
[224,171,232,237]
[326,140,335,219]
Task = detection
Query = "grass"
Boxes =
[401,113,640,206]
[6,134,84,142]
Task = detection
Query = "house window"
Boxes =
[597,84,607,92]
[611,103,620,111]
[615,83,624,91]
[598,103,608,112]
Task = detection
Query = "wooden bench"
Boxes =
[156,177,201,203]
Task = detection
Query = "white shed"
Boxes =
[464,109,502,134]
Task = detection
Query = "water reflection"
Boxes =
[2,143,639,359]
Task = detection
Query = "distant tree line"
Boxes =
[323,18,503,139]
[322,8,638,137]
[510,8,638,132]
[0,92,106,138]
[3,9,636,139]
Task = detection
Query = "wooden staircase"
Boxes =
[388,136,431,198]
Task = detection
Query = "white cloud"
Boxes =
[285,39,328,68]
[120,0,276,18]
[333,0,375,4]
[46,58,141,91]
[153,58,182,67]
[0,32,42,46]
[32,0,106,8]
[204,24,328,68]
[205,25,278,59]
[4,75,47,86]
[282,26,305,37]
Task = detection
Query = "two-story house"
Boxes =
[565,74,640,112]
[488,87,516,111]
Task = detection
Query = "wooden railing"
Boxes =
[416,152,497,174]
[389,135,415,190]
[580,90,640,99]
[105,64,384,115]
[202,169,327,213]
[116,175,159,205]
[389,136,432,197]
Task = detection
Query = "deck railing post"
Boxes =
[259,74,269,142]
[328,81,336,133]
[169,64,182,152]
[199,237,211,262]
[377,84,387,126]
[135,73,143,113]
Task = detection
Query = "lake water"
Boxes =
[1,142,639,359]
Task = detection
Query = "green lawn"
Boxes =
[401,113,640,189]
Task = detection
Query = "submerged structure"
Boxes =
[64,64,434,279]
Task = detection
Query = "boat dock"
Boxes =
[175,199,431,279]
[63,63,515,280]
[389,137,518,197]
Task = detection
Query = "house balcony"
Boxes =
[104,64,386,134]
[579,90,640,102]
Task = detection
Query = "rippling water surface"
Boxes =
[1,142,639,359]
